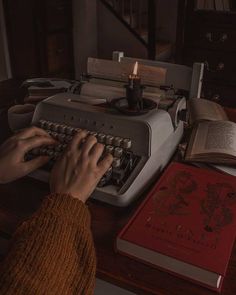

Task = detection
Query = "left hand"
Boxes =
[0,126,56,184]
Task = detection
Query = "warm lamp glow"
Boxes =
[133,61,139,76]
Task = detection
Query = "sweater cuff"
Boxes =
[39,193,91,228]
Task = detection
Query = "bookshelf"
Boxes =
[195,0,236,12]
[177,0,236,108]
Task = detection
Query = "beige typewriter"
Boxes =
[28,57,188,206]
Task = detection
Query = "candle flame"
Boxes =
[133,61,138,76]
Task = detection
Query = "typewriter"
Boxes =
[28,57,186,206]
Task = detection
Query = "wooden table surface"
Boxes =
[1,79,236,295]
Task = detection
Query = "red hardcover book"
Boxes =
[116,162,236,292]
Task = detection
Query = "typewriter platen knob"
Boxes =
[122,138,132,149]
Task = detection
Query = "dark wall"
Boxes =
[0,0,10,81]
[97,1,148,60]
[73,0,98,77]
[156,0,178,43]
[73,0,148,77]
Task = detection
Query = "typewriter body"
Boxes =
[29,58,186,206]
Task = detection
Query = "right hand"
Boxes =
[50,131,113,203]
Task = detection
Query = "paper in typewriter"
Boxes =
[78,58,170,107]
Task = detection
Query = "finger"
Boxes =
[22,136,56,153]
[97,153,113,175]
[22,156,50,175]
[15,126,50,139]
[66,130,88,153]
[90,143,104,164]
[81,136,97,156]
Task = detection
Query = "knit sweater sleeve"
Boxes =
[0,193,96,295]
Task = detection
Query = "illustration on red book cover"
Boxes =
[121,165,236,274]
[147,170,236,237]
[147,170,197,218]
[201,183,236,233]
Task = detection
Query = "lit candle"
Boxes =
[126,61,144,111]
[128,62,141,88]
[133,61,138,75]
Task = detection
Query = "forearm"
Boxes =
[0,194,96,295]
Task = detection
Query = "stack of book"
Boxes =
[196,0,231,11]
[22,78,80,104]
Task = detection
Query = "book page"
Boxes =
[186,121,236,163]
[210,164,236,176]
[188,98,228,125]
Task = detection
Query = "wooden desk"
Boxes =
[1,177,236,295]
[1,80,236,295]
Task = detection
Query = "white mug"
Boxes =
[8,104,35,132]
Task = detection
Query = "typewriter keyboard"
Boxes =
[27,120,140,188]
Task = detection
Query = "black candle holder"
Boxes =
[125,84,145,111]
[109,71,157,116]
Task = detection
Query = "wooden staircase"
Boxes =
[100,0,172,60]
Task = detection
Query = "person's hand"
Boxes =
[0,127,56,184]
[50,131,113,203]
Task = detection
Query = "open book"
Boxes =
[185,98,236,166]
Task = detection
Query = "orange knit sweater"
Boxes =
[0,193,96,295]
